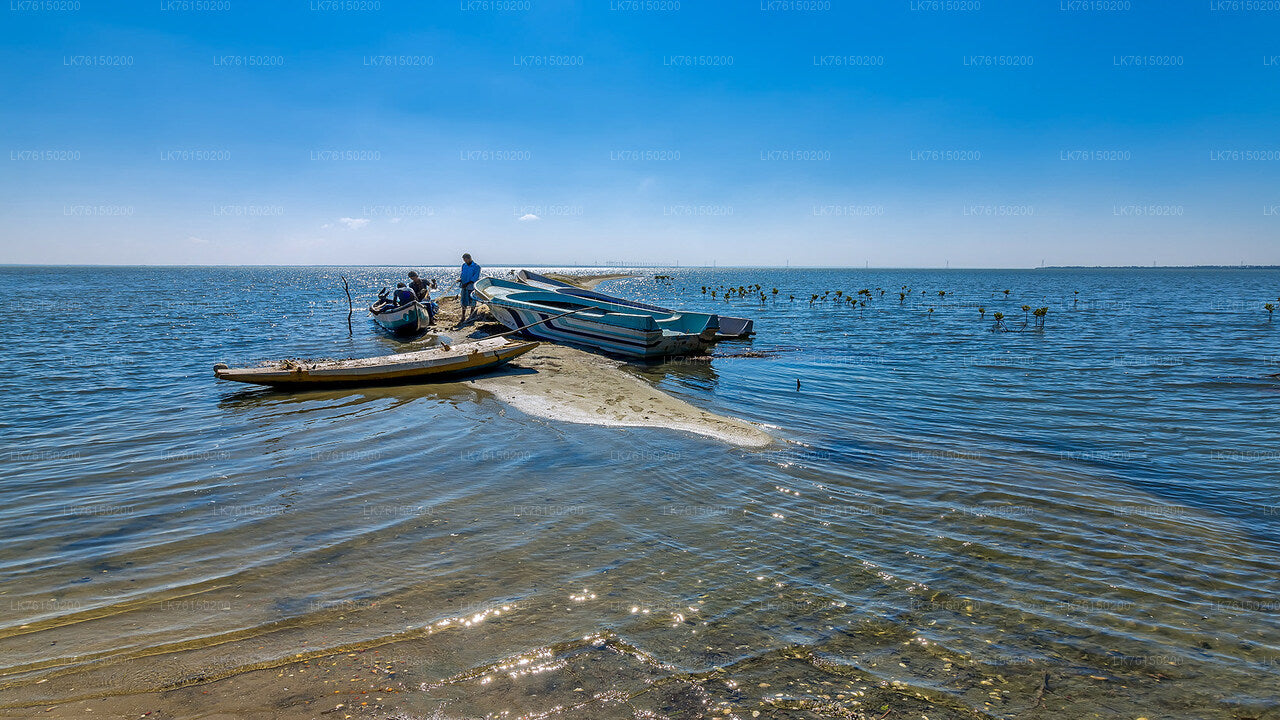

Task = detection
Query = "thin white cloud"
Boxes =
[389,217,402,224]
[518,213,539,222]
[338,217,370,230]
[187,235,207,244]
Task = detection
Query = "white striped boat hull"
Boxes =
[486,304,706,358]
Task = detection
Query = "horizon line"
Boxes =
[3,263,1280,271]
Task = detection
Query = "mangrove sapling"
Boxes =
[1073,290,1079,307]
[991,311,1008,332]
[979,307,986,320]
[1267,303,1275,322]
[899,292,906,302]
[1022,305,1031,324]
[1033,306,1048,328]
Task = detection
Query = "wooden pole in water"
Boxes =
[340,274,353,336]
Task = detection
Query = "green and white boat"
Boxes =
[369,289,431,337]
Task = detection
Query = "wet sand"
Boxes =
[6,622,958,720]
[471,343,773,449]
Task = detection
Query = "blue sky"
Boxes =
[2,1,1278,267]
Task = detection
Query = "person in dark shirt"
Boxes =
[408,271,429,300]
[407,271,435,325]
[392,283,416,306]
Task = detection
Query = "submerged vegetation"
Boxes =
[661,274,1269,339]
[677,275,1071,332]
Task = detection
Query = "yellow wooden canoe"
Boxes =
[214,337,538,387]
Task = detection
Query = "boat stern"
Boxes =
[699,316,721,342]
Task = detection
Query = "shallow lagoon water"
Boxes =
[1,266,1278,718]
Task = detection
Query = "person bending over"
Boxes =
[408,271,435,325]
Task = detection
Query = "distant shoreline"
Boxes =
[4,263,1279,270]
[1037,265,1280,270]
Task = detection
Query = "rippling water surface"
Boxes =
[1,266,1278,719]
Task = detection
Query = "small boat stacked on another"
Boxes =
[474,277,718,358]
[213,337,537,387]
[369,288,431,337]
[514,270,754,339]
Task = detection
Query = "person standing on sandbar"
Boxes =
[456,253,481,328]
